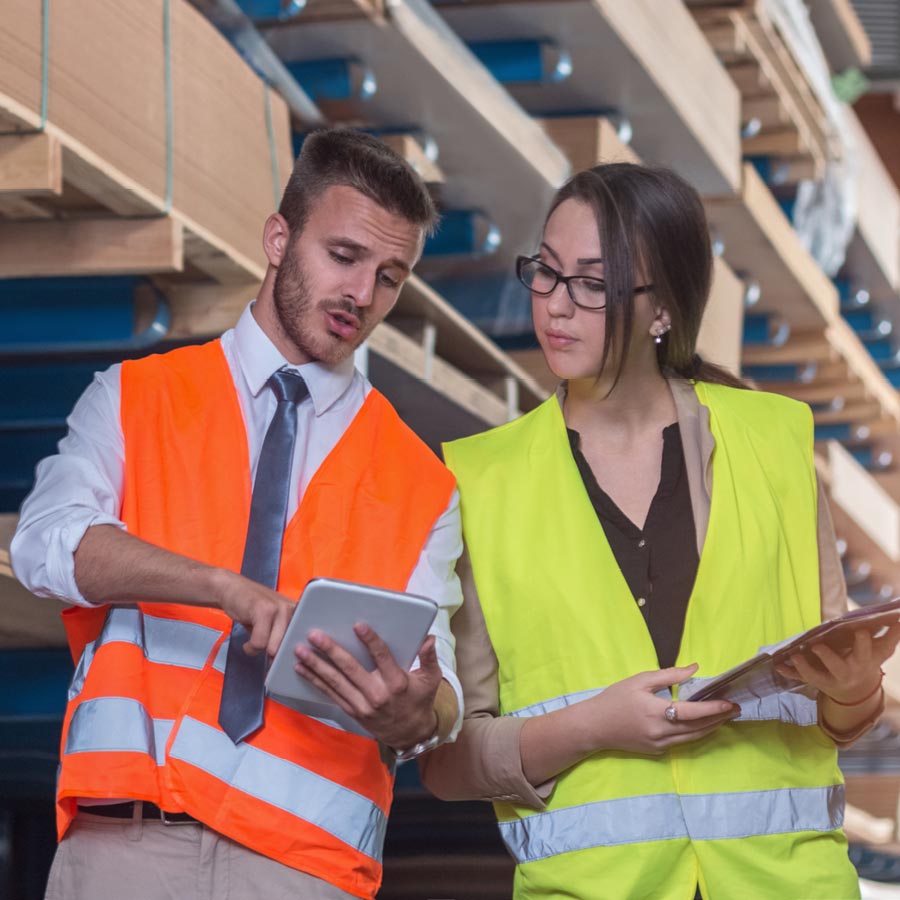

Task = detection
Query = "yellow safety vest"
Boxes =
[444,381,859,900]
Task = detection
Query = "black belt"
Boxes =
[77,801,198,825]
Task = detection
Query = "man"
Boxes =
[11,128,463,900]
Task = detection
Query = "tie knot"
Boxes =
[269,369,309,406]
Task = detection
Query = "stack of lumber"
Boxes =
[0,0,294,284]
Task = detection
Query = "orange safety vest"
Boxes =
[56,340,456,899]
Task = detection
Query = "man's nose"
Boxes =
[344,269,375,307]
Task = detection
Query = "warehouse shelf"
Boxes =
[688,0,838,182]
[821,442,900,600]
[261,0,570,275]
[806,0,872,74]
[842,109,900,310]
[705,162,839,328]
[0,0,294,284]
[433,0,741,196]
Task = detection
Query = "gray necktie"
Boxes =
[218,369,309,743]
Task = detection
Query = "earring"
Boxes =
[653,326,669,345]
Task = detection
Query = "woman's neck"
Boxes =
[563,366,676,438]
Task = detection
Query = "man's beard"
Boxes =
[272,247,367,365]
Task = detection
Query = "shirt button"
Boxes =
[637,597,647,607]
[638,539,646,548]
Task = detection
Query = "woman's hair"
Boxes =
[545,163,746,389]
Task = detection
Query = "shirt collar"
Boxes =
[233,302,356,417]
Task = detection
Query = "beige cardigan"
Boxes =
[420,380,879,809]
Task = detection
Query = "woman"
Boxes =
[420,163,900,899]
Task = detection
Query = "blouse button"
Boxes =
[638,539,646,548]
[637,597,647,607]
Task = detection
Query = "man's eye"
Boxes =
[379,273,400,289]
[330,251,353,265]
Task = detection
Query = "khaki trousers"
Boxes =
[44,806,357,900]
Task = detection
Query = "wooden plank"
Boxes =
[742,95,789,129]
[697,256,744,376]
[292,0,384,23]
[537,116,639,172]
[0,514,68,649]
[0,132,62,195]
[813,400,883,425]
[0,0,293,281]
[742,127,804,157]
[844,108,900,292]
[807,0,872,71]
[432,0,740,195]
[396,274,547,410]
[377,134,444,185]
[740,3,833,162]
[741,333,835,365]
[704,163,838,328]
[826,316,900,423]
[0,217,183,278]
[779,380,868,406]
[828,441,900,562]
[367,320,509,425]
[152,279,255,338]
[842,803,895,846]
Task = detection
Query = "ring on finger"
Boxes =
[664,703,678,723]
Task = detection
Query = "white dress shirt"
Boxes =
[11,302,464,737]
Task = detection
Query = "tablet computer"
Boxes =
[265,577,438,735]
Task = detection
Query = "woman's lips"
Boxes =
[545,330,577,349]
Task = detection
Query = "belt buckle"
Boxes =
[159,807,194,827]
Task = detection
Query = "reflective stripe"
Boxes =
[681,785,845,840]
[499,785,845,864]
[508,681,817,726]
[680,677,818,725]
[65,696,172,765]
[507,687,603,718]
[68,607,224,699]
[169,717,387,861]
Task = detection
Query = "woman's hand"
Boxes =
[774,624,900,723]
[578,664,740,756]
[521,663,739,786]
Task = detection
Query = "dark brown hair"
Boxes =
[278,127,438,236]
[546,163,746,389]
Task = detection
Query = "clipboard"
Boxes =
[264,577,438,735]
[684,597,900,703]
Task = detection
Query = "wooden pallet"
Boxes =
[0,0,294,284]
[689,0,836,182]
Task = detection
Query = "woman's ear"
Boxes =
[262,213,291,268]
[650,307,672,339]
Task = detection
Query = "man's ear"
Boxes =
[262,213,291,268]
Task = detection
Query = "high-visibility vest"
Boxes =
[444,381,859,900]
[56,340,456,900]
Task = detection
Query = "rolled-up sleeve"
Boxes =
[406,488,465,742]
[10,365,126,606]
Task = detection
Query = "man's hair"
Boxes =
[278,128,438,237]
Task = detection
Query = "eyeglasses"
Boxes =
[515,255,653,311]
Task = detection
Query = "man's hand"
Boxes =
[294,623,442,749]
[214,569,297,659]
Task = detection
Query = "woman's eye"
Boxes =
[583,279,605,293]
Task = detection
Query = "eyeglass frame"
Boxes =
[515,255,653,311]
